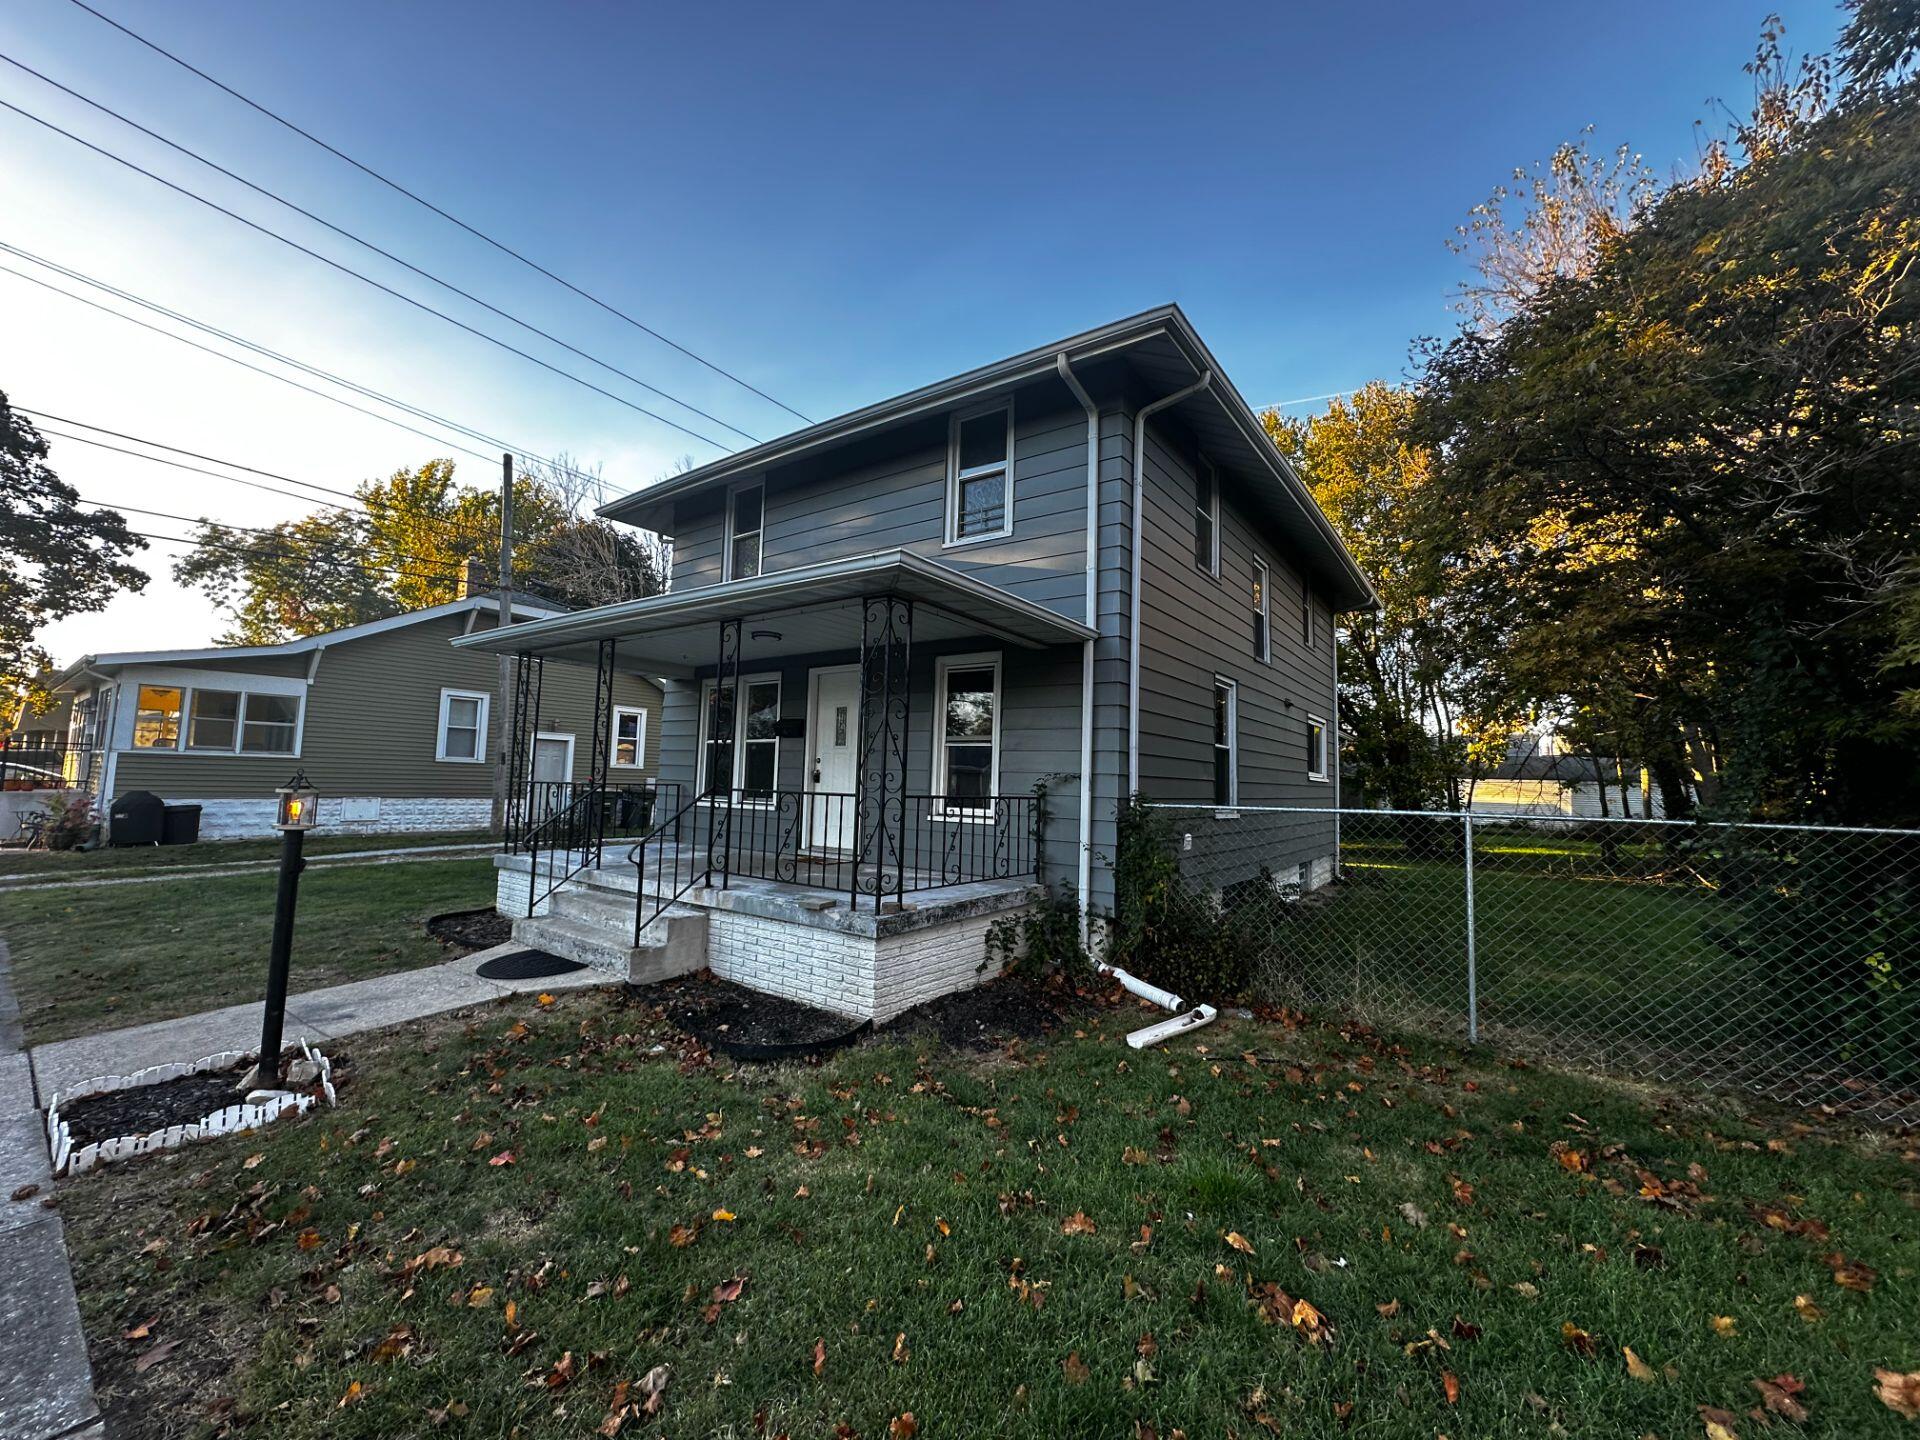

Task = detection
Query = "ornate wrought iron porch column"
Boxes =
[504,652,543,851]
[854,595,913,910]
[586,637,617,866]
[708,618,741,887]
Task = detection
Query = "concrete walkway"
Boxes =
[0,841,494,894]
[0,939,102,1440]
[31,943,610,1100]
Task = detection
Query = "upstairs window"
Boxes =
[133,685,181,749]
[726,482,763,580]
[1251,557,1270,662]
[1301,582,1315,648]
[1195,458,1219,575]
[948,404,1013,543]
[935,654,1000,812]
[1212,678,1237,807]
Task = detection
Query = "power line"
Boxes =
[0,247,615,502]
[33,424,360,512]
[0,96,736,452]
[124,525,504,593]
[25,409,358,500]
[0,51,766,447]
[65,0,813,428]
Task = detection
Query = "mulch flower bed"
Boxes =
[881,974,1086,1051]
[427,907,513,953]
[634,973,867,1059]
[57,1062,259,1149]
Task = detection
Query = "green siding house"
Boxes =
[50,595,663,840]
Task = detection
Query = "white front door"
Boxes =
[806,668,860,851]
[530,732,574,819]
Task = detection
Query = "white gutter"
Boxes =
[1096,960,1219,1049]
[1126,371,1214,793]
[1054,354,1099,947]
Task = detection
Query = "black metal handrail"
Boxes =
[522,787,604,916]
[627,789,709,940]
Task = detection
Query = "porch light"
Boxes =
[275,771,320,831]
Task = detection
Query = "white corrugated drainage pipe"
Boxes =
[1097,960,1218,1049]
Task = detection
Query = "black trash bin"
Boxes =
[161,803,202,846]
[108,790,164,846]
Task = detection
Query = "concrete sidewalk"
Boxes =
[31,944,611,1100]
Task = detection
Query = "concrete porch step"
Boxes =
[512,871,709,984]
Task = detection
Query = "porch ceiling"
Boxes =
[451,548,1095,673]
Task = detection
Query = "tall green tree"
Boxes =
[0,392,147,724]
[1412,12,1920,825]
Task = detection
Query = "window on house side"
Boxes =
[1212,678,1237,807]
[132,685,182,749]
[1251,558,1270,661]
[1306,714,1329,782]
[702,678,781,798]
[936,657,1000,811]
[611,706,647,768]
[1301,583,1315,648]
[437,689,489,762]
[240,693,299,753]
[1195,459,1219,575]
[727,483,763,580]
[949,407,1012,541]
[186,689,241,750]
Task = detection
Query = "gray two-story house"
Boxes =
[465,306,1374,1022]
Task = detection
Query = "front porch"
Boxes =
[454,550,1092,1019]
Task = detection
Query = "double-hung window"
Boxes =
[701,677,781,799]
[133,685,182,749]
[1195,457,1220,575]
[1306,714,1329,782]
[726,482,763,580]
[610,705,647,768]
[1212,678,1237,808]
[241,694,300,753]
[947,404,1013,543]
[934,653,1000,814]
[1251,557,1270,661]
[437,689,489,762]
[186,689,240,750]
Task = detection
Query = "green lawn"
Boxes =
[3,857,497,1045]
[56,987,1920,1439]
[0,829,492,879]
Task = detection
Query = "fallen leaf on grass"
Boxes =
[1225,1231,1255,1255]
[242,1153,265,1170]
[543,1351,577,1390]
[1830,1256,1877,1292]
[1876,1368,1920,1419]
[1061,1211,1097,1236]
[1063,1351,1091,1384]
[1375,1298,1401,1318]
[337,1380,367,1408]
[1698,1405,1740,1440]
[668,1224,697,1248]
[1793,1294,1824,1322]
[812,1338,826,1376]
[1561,1323,1596,1358]
[889,1414,918,1438]
[892,1332,909,1365]
[1398,1202,1429,1229]
[1623,1347,1656,1383]
[408,1245,463,1274]
[370,1325,416,1362]
[1751,1373,1808,1423]
[711,1209,737,1223]
[133,1338,180,1373]
[701,1276,746,1323]
[638,1364,670,1418]
[1442,1370,1460,1405]
[1711,1314,1738,1337]
[487,1150,516,1167]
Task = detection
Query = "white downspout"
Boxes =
[1054,353,1099,948]
[1126,371,1212,794]
[1331,616,1341,878]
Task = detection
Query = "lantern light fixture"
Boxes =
[275,771,320,832]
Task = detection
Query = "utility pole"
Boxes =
[490,452,514,836]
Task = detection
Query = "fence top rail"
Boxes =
[1138,801,1920,840]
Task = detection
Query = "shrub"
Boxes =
[41,791,97,851]
[1109,796,1258,1001]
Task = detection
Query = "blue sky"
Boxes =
[2,0,1841,659]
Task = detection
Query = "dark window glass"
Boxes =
[1195,465,1216,571]
[1212,682,1234,806]
[188,689,240,750]
[1251,562,1269,659]
[729,485,763,579]
[942,665,997,808]
[956,473,1006,537]
[957,411,1007,472]
[241,694,299,753]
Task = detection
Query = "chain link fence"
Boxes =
[1140,804,1920,1124]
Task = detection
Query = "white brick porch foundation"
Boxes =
[165,795,492,841]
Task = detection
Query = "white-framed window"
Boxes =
[239,693,299,754]
[1251,557,1270,662]
[725,481,764,581]
[610,705,648,768]
[934,652,1001,815]
[945,403,1014,544]
[1301,582,1315,648]
[132,684,182,749]
[1212,677,1237,808]
[699,675,781,800]
[1306,714,1329,782]
[437,688,490,763]
[186,688,240,750]
[1195,457,1220,576]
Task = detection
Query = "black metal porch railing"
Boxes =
[517,779,684,915]
[0,736,95,792]
[626,788,1038,935]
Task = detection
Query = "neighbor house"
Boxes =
[48,594,664,840]
[462,306,1375,1020]
[1466,734,1668,819]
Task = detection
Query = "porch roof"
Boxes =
[450,549,1096,673]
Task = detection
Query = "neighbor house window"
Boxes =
[1212,678,1237,807]
[934,653,1001,812]
[437,688,489,763]
[1251,557,1270,661]
[1306,714,1329,782]
[701,677,781,799]
[947,404,1013,543]
[186,689,241,750]
[726,482,763,580]
[1195,457,1219,575]
[241,694,300,753]
[1301,583,1315,648]
[133,685,181,749]
[610,705,647,768]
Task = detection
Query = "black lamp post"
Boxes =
[242,771,319,1090]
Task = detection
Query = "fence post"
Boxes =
[1463,812,1479,1044]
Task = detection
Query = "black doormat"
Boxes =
[475,949,588,981]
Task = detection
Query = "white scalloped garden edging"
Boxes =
[45,1038,337,1177]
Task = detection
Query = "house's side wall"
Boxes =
[104,614,663,835]
[1134,412,1339,886]
[667,381,1097,625]
[653,639,1084,891]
